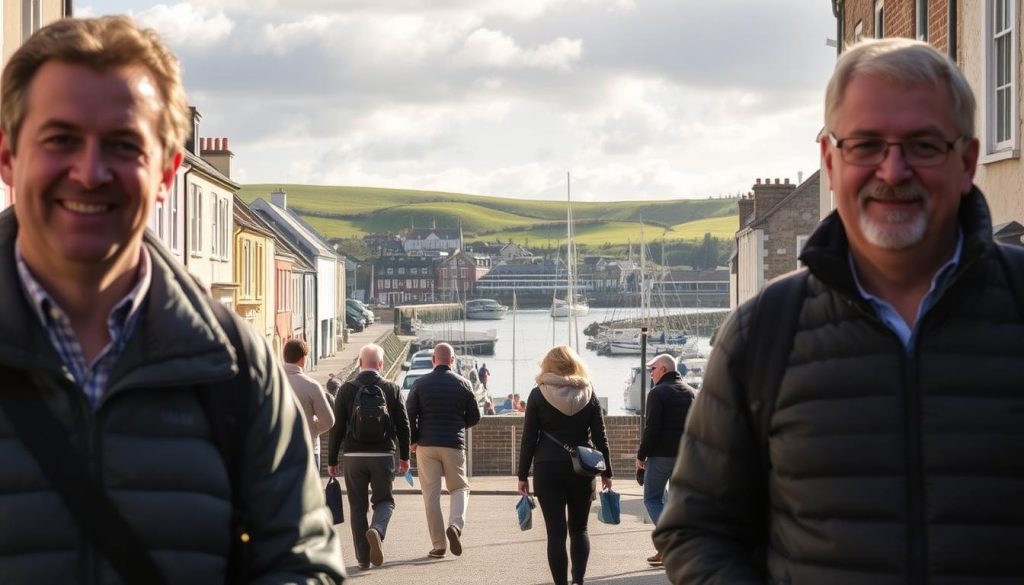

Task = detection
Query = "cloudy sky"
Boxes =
[79,0,838,202]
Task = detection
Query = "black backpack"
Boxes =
[349,380,392,443]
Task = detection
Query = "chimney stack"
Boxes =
[751,177,797,221]
[201,136,234,179]
[271,188,287,209]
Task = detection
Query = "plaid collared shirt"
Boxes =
[15,244,151,410]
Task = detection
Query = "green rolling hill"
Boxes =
[238,184,740,245]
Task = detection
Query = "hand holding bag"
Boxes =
[542,430,607,477]
[598,488,621,525]
[325,477,344,524]
[516,495,536,531]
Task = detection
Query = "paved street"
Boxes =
[326,475,669,585]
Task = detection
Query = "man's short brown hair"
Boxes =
[283,339,309,364]
[1,15,190,162]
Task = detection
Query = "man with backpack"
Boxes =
[655,38,1024,584]
[0,16,345,584]
[328,343,411,570]
[406,343,481,559]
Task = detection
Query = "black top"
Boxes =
[327,370,411,463]
[517,386,613,480]
[636,370,695,460]
[405,365,480,449]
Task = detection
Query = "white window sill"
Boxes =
[980,148,1020,164]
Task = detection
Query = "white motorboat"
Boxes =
[622,356,705,413]
[465,298,509,320]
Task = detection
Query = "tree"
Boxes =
[690,233,718,270]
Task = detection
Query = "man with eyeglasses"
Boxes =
[635,353,694,568]
[655,38,1024,584]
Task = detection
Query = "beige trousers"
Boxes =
[416,445,470,550]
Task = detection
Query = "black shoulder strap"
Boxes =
[0,367,170,585]
[199,301,253,585]
[744,269,809,472]
[998,243,1024,318]
[541,429,574,454]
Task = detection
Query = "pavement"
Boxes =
[323,474,670,585]
[311,324,670,584]
[309,322,394,388]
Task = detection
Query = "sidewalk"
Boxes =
[309,323,392,387]
[324,474,670,585]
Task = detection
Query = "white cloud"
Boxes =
[456,28,582,70]
[133,3,234,48]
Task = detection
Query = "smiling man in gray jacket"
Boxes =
[0,16,344,584]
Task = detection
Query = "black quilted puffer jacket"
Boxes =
[654,188,1024,585]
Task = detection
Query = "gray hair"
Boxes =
[824,37,975,138]
[649,353,678,373]
[359,343,385,368]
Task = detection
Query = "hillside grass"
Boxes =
[239,183,739,245]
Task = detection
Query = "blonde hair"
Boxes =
[824,37,975,138]
[1,15,190,162]
[536,345,589,383]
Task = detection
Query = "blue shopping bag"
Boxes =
[516,495,536,531]
[597,489,620,525]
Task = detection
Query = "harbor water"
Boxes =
[420,307,716,414]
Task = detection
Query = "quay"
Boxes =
[306,322,669,583]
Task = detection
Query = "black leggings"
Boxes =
[533,461,595,585]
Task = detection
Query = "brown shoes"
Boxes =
[366,528,384,566]
[647,552,663,567]
[446,525,463,556]
[428,548,446,558]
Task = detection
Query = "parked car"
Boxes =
[346,298,375,324]
[345,307,366,332]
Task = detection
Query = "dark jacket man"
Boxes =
[655,38,1024,585]
[329,370,411,462]
[406,364,480,449]
[636,369,695,461]
[654,191,1024,583]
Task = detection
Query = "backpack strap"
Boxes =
[0,366,170,585]
[198,301,254,585]
[743,269,809,472]
[998,243,1024,319]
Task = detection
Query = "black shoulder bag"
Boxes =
[541,430,606,477]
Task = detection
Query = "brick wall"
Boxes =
[468,415,642,477]
[842,0,950,54]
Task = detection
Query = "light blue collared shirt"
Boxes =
[848,229,963,351]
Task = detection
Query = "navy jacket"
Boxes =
[406,365,480,449]
[327,369,411,463]
[636,370,696,460]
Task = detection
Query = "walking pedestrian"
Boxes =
[406,343,481,559]
[517,345,612,585]
[283,339,335,471]
[478,363,490,390]
[328,343,411,570]
[635,353,694,567]
[655,37,1024,584]
[0,15,344,582]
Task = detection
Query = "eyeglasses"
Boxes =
[828,133,964,167]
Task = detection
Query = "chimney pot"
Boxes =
[774,178,780,184]
[223,137,229,150]
[785,178,790,184]
[756,178,762,185]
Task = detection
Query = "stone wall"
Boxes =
[468,415,642,477]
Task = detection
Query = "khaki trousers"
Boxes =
[416,445,470,550]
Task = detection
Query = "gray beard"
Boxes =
[857,181,929,250]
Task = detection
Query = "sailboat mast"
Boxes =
[566,172,580,350]
[512,288,517,398]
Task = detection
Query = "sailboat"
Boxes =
[551,173,589,321]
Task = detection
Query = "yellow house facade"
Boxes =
[234,197,276,345]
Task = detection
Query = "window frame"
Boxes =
[983,0,1020,160]
[916,0,928,40]
[874,0,885,38]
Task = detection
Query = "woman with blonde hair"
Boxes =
[517,345,613,585]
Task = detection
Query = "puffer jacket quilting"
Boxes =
[654,189,1024,585]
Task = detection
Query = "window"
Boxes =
[170,179,180,251]
[398,267,405,275]
[986,0,1017,155]
[855,20,864,42]
[874,1,885,38]
[211,196,219,257]
[796,235,810,268]
[155,201,165,242]
[22,0,41,40]
[220,198,230,259]
[242,240,252,298]
[189,184,203,255]
[916,0,927,40]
